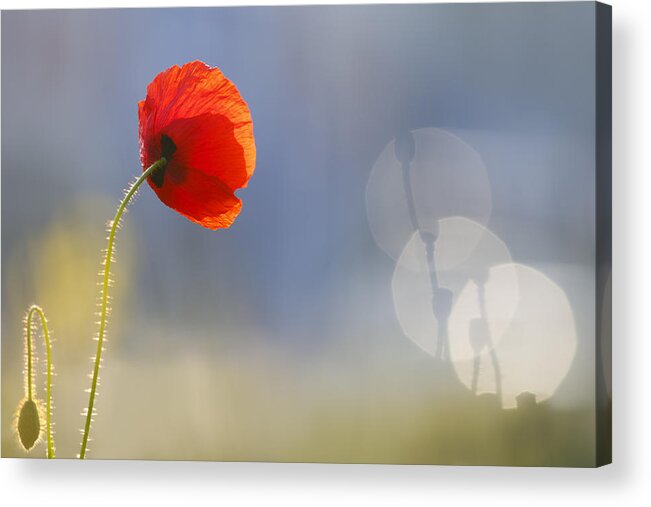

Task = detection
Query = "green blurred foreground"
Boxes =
[1,200,595,466]
[2,347,595,465]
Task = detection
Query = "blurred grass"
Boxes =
[1,198,594,466]
[2,195,135,459]
[3,196,135,361]
[2,341,595,465]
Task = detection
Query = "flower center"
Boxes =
[151,134,177,188]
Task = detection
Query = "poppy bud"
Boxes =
[17,398,41,451]
[470,266,490,286]
[394,130,415,165]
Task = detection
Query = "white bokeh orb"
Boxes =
[392,218,517,361]
[366,128,492,267]
[451,264,578,409]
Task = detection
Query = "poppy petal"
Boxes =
[149,161,242,230]
[138,61,255,230]
[161,113,250,192]
[138,61,255,184]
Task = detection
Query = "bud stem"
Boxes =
[25,305,55,458]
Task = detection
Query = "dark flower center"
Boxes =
[151,134,177,188]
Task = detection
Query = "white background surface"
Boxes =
[0,0,647,505]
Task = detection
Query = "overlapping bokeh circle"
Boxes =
[366,128,492,270]
[391,217,519,361]
[367,128,578,409]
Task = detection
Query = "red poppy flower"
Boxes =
[138,61,256,229]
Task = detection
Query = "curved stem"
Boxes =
[25,313,34,402]
[26,305,55,458]
[79,159,166,459]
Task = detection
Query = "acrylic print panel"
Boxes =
[1,2,611,466]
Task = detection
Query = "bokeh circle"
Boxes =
[451,264,578,409]
[392,217,517,361]
[366,128,492,267]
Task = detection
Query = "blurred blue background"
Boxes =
[2,3,600,464]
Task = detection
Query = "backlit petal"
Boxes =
[138,61,256,229]
[148,161,242,230]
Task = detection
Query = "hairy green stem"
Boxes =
[26,305,55,458]
[25,314,34,402]
[79,159,166,459]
